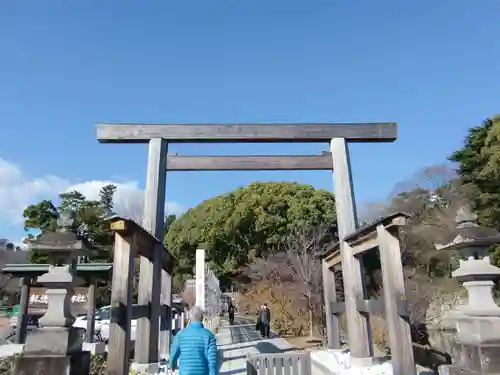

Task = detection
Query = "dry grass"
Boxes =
[370,315,390,355]
[237,280,312,337]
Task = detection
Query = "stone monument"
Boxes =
[436,206,500,375]
[14,210,93,375]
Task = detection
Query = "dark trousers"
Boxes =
[260,323,270,338]
[229,313,234,325]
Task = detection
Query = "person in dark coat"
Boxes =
[255,304,264,333]
[255,305,262,333]
[169,306,218,375]
[228,302,235,325]
[257,303,271,338]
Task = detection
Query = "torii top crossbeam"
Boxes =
[96,122,397,143]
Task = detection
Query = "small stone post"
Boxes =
[15,210,94,375]
[14,277,31,344]
[436,206,500,375]
[85,281,96,343]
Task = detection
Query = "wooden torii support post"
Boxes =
[106,216,175,375]
[96,121,397,366]
[321,213,416,375]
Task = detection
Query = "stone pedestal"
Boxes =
[24,326,84,355]
[14,352,91,375]
[456,316,500,346]
[439,342,500,375]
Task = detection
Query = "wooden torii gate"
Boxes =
[96,122,397,368]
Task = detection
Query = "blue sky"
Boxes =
[1,1,499,244]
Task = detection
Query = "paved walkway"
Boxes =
[217,316,295,375]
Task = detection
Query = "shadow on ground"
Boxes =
[220,369,248,375]
[219,317,299,375]
[255,341,296,354]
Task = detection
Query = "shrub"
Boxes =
[0,355,15,375]
[237,280,308,336]
[370,315,390,355]
[0,353,108,375]
[90,353,107,375]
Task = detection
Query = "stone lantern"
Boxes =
[16,210,94,375]
[435,205,500,375]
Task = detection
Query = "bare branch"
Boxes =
[114,194,145,224]
[182,281,196,307]
[278,222,334,337]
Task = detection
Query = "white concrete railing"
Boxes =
[184,249,221,332]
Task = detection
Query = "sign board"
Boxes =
[28,287,89,315]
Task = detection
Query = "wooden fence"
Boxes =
[246,352,311,375]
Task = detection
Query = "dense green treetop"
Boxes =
[449,115,500,228]
[449,114,500,268]
[24,185,118,264]
[164,181,337,290]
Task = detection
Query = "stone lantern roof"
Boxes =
[435,205,500,251]
[435,205,500,284]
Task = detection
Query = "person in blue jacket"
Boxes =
[169,306,219,375]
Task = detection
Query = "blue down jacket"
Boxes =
[169,321,218,375]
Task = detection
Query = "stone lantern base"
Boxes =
[14,352,91,375]
[456,316,500,346]
[439,341,500,375]
[439,316,500,374]
[14,327,89,375]
[24,326,84,355]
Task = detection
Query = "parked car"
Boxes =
[73,305,182,343]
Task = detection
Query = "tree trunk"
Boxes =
[307,289,314,337]
[308,307,314,337]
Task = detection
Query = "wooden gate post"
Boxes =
[330,138,372,360]
[322,260,341,349]
[107,232,135,375]
[134,138,168,370]
[159,270,172,360]
[377,225,415,375]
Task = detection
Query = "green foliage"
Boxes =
[99,185,117,211]
[23,185,120,304]
[89,353,107,375]
[25,185,117,266]
[165,181,337,290]
[449,115,500,268]
[164,213,177,232]
[449,115,500,228]
[0,354,15,375]
[23,200,59,232]
[23,184,180,305]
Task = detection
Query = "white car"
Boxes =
[73,305,181,342]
